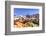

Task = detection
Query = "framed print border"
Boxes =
[5,1,45,35]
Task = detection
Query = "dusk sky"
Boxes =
[14,8,39,16]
